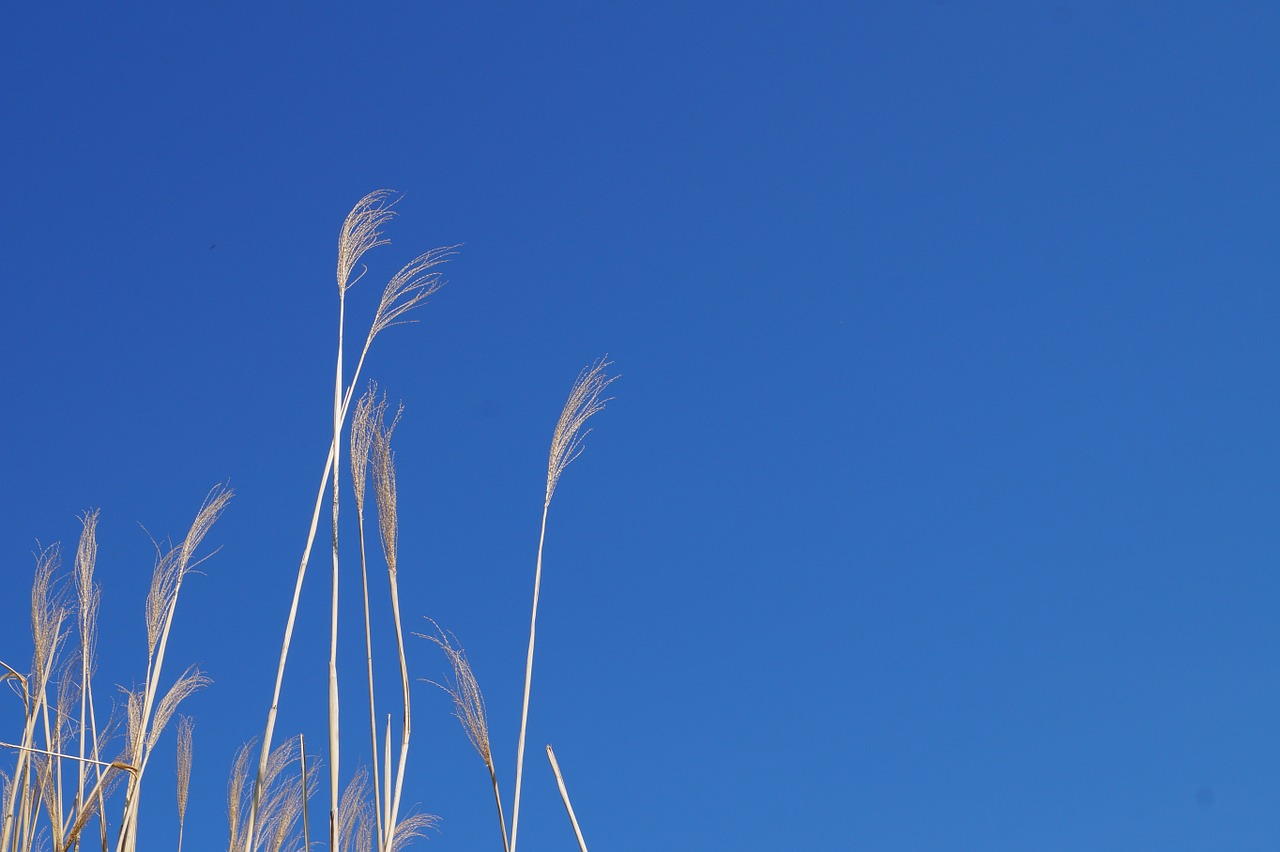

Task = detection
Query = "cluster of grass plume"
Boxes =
[3,191,610,852]
[1,488,230,852]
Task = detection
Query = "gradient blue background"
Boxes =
[3,3,1280,849]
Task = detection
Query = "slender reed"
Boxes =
[545,745,588,852]
[510,358,614,852]
[243,191,454,851]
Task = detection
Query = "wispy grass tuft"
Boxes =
[511,358,615,852]
[420,619,508,852]
[176,715,192,852]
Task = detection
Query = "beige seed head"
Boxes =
[176,715,193,823]
[419,619,492,766]
[337,190,399,292]
[371,401,404,575]
[546,357,617,506]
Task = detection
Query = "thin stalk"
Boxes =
[384,570,411,843]
[329,292,345,852]
[299,735,311,852]
[509,503,549,852]
[0,743,132,771]
[356,516,384,852]
[243,347,373,852]
[488,763,510,852]
[545,746,588,852]
[382,719,392,843]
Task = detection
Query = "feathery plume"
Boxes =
[176,716,193,852]
[350,383,386,516]
[337,190,399,292]
[419,620,491,764]
[148,670,210,754]
[369,246,457,340]
[371,401,404,575]
[545,357,616,506]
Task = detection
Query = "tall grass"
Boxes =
[2,191,613,852]
[0,488,229,852]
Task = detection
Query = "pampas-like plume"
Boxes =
[511,358,615,852]
[228,736,317,852]
[176,716,193,852]
[350,384,384,517]
[147,670,210,756]
[368,246,456,340]
[419,622,490,764]
[420,620,509,852]
[544,357,616,507]
[145,486,234,655]
[337,768,373,852]
[120,486,231,852]
[74,510,103,838]
[371,402,404,576]
[338,190,399,292]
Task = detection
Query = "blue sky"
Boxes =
[3,3,1280,850]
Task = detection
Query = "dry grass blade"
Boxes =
[546,745,589,852]
[369,245,457,340]
[338,189,399,291]
[545,357,616,506]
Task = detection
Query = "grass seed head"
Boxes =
[338,190,399,292]
[419,619,492,766]
[546,357,617,506]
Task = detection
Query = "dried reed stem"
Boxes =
[545,745,588,852]
[328,257,347,852]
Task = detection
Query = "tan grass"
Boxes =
[510,358,614,852]
[419,620,509,852]
[245,193,453,852]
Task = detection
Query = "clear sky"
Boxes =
[2,3,1280,850]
